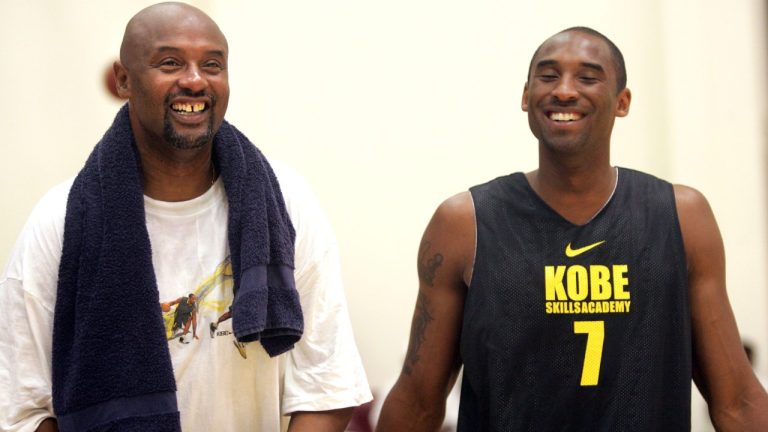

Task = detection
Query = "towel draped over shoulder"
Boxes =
[52,104,303,431]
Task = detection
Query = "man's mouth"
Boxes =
[171,102,208,114]
[548,112,583,122]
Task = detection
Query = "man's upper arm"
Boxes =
[286,407,355,432]
[274,162,372,415]
[675,184,768,429]
[401,192,473,388]
[0,182,69,431]
[0,278,57,432]
[376,191,474,431]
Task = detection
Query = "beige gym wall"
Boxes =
[1,0,765,421]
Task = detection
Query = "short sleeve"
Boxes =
[0,180,71,431]
[270,161,372,414]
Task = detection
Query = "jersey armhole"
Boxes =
[466,191,478,289]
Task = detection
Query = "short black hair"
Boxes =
[526,26,627,92]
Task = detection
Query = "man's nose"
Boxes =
[552,76,578,102]
[178,66,208,93]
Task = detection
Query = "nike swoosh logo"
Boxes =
[565,240,606,258]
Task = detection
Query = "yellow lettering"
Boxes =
[574,321,605,386]
[544,264,632,315]
[590,265,612,300]
[545,266,567,300]
[613,265,630,300]
[567,266,589,301]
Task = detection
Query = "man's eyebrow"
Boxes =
[534,60,606,74]
[153,46,226,57]
[534,59,557,70]
[204,49,227,58]
[155,46,181,54]
[581,62,605,73]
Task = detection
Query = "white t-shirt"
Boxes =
[0,161,371,432]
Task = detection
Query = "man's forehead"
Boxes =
[121,3,227,63]
[534,31,611,67]
[145,35,228,56]
[136,17,226,48]
[130,2,214,28]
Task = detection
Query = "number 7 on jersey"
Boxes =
[573,321,605,386]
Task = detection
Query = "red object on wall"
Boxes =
[104,61,126,100]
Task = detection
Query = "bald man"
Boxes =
[0,3,370,432]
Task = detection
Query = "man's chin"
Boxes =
[164,124,214,150]
[165,133,212,150]
[542,137,586,154]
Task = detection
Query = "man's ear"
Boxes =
[521,82,530,112]
[615,88,631,117]
[113,61,130,98]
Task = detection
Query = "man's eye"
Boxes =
[580,76,598,83]
[158,59,181,69]
[203,61,224,71]
[538,74,558,81]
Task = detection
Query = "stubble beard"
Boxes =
[537,119,592,155]
[162,90,218,150]
[163,108,215,150]
[542,134,585,155]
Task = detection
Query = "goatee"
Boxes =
[163,91,217,150]
[163,109,215,150]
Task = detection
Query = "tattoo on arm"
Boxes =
[402,241,443,375]
[418,241,444,287]
[403,291,435,375]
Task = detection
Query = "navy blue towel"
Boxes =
[53,104,303,431]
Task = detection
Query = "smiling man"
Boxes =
[376,27,768,431]
[0,3,370,432]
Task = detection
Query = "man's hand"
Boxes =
[36,418,58,432]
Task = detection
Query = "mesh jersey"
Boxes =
[459,168,692,431]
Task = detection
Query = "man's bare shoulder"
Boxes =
[672,183,722,266]
[433,191,474,223]
[672,183,718,229]
[672,183,710,211]
[424,191,476,285]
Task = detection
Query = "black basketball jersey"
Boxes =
[459,168,692,431]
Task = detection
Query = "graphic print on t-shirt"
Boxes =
[159,257,247,357]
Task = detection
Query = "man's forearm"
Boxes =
[711,388,768,432]
[287,407,355,432]
[376,395,445,432]
[36,418,58,432]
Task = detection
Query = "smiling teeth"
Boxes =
[550,112,582,121]
[172,102,206,113]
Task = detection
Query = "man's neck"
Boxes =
[136,141,216,202]
[526,155,617,225]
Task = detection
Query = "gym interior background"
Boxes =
[1,1,765,429]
